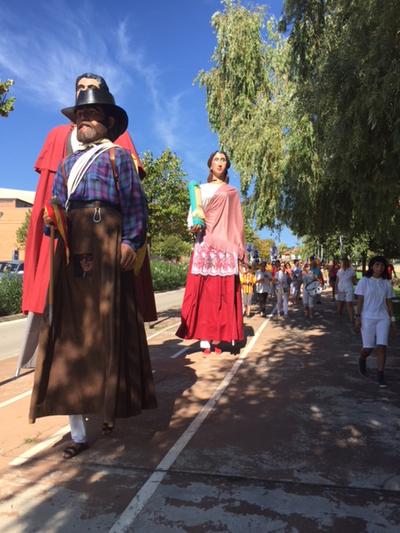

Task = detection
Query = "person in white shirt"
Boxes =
[335,258,356,321]
[255,261,271,317]
[354,256,395,388]
[274,261,291,317]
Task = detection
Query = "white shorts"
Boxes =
[336,289,353,303]
[303,291,314,308]
[361,317,390,348]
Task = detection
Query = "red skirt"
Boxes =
[176,257,244,343]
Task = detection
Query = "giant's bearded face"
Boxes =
[75,105,114,143]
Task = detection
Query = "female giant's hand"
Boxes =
[189,224,203,235]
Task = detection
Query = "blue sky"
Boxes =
[0,0,297,246]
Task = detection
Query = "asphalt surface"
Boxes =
[1,292,400,532]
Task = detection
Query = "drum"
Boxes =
[305,280,322,296]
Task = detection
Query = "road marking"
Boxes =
[147,321,180,340]
[170,340,199,359]
[9,424,71,466]
[109,309,275,532]
[0,390,31,408]
[170,346,188,359]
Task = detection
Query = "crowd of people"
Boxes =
[238,255,397,389]
[239,257,328,319]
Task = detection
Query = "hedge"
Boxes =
[150,260,187,291]
[0,276,23,316]
[0,261,187,317]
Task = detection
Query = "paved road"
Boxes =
[1,293,400,531]
[0,288,184,361]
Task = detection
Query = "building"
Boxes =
[0,188,35,260]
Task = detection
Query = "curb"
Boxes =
[0,313,25,323]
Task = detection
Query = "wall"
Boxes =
[0,199,31,260]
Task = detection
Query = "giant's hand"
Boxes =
[190,224,203,235]
[120,243,137,271]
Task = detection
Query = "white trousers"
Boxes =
[276,291,289,315]
[69,415,87,443]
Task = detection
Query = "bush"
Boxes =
[150,260,188,291]
[152,235,192,261]
[0,276,22,316]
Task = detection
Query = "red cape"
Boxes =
[22,124,157,321]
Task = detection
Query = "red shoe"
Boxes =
[214,346,222,355]
[203,348,211,355]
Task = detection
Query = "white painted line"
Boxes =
[109,308,275,532]
[147,321,180,341]
[9,424,71,466]
[0,389,31,408]
[170,340,199,359]
[170,346,189,359]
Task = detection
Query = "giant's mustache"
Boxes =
[77,121,94,130]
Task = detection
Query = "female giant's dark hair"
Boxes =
[207,150,231,183]
[365,255,389,279]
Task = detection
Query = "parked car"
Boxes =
[0,260,24,279]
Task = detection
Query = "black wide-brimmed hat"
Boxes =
[61,86,128,141]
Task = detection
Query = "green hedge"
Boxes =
[0,276,22,316]
[0,261,187,317]
[150,260,188,291]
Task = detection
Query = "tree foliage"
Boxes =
[16,210,31,250]
[0,79,16,117]
[197,0,290,229]
[199,0,400,257]
[141,149,190,244]
[282,0,400,247]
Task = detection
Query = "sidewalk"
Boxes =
[1,292,399,531]
[132,294,400,531]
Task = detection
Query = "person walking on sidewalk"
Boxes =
[274,261,291,317]
[255,261,270,317]
[302,263,317,319]
[328,260,339,300]
[290,259,303,304]
[355,256,395,388]
[29,83,157,459]
[336,258,356,321]
[241,263,256,318]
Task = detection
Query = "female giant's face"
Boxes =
[210,152,228,180]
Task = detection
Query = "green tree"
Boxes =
[16,210,31,250]
[197,0,290,229]
[281,0,400,242]
[0,79,16,117]
[199,0,400,258]
[141,149,190,245]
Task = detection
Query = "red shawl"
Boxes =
[203,183,246,260]
[22,124,157,321]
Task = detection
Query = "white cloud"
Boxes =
[0,2,184,149]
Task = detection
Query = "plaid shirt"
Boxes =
[53,147,147,250]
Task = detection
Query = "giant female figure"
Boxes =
[176,151,245,354]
